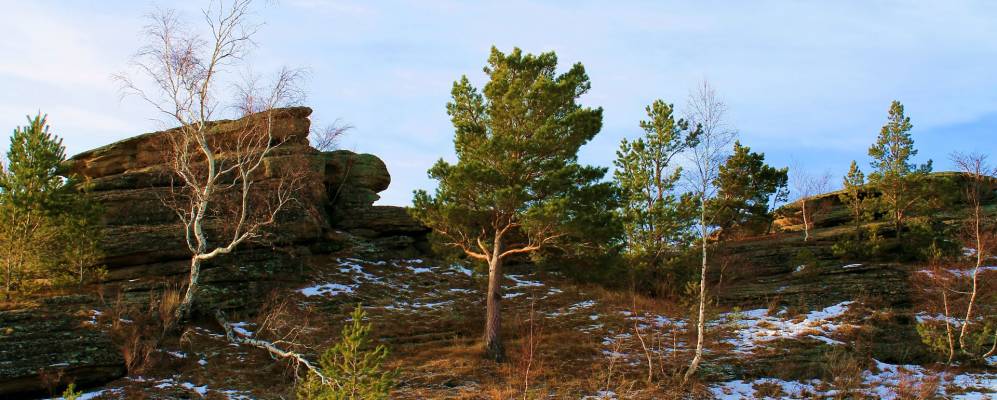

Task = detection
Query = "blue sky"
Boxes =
[2,1,996,205]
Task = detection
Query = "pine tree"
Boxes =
[710,141,788,239]
[297,305,396,400]
[839,160,867,239]
[867,100,932,239]
[0,114,103,296]
[614,100,699,270]
[411,47,607,361]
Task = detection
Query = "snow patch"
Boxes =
[508,275,544,287]
[299,283,355,297]
[229,322,255,337]
[721,301,855,352]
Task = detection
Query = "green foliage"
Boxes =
[839,160,873,238]
[410,46,610,265]
[0,114,104,297]
[902,216,958,262]
[710,141,788,238]
[613,99,700,277]
[867,101,932,239]
[297,305,396,400]
[61,382,82,400]
[915,321,952,360]
[916,319,995,363]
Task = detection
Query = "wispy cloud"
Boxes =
[1,0,996,206]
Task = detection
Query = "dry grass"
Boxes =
[894,371,941,400]
[102,283,185,374]
[824,349,866,400]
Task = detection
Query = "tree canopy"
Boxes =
[614,100,699,268]
[867,100,932,238]
[411,47,610,361]
[710,141,788,238]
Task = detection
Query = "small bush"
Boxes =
[61,383,82,400]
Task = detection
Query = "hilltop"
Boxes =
[0,112,994,399]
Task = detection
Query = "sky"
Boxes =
[2,0,996,206]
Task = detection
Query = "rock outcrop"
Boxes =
[65,107,428,282]
[0,295,124,398]
[0,107,427,398]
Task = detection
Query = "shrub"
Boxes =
[297,305,397,400]
[61,383,82,400]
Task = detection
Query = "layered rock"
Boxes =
[64,107,427,279]
[0,295,124,398]
[0,107,428,397]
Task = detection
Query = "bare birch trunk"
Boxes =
[958,203,984,353]
[176,257,202,322]
[801,199,810,241]
[684,203,709,384]
[942,288,955,364]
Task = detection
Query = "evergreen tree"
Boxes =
[0,114,75,211]
[411,47,607,361]
[839,160,868,239]
[614,100,699,271]
[867,100,932,239]
[710,141,788,238]
[0,114,103,296]
[297,305,396,400]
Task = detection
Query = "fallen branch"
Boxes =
[216,309,328,384]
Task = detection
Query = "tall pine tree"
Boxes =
[614,100,699,271]
[0,114,102,296]
[867,100,932,239]
[411,47,607,361]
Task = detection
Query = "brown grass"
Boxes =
[894,371,941,400]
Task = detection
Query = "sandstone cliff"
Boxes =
[0,107,428,397]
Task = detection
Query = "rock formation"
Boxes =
[0,107,428,398]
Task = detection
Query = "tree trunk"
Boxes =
[484,255,505,362]
[895,209,903,240]
[801,200,810,241]
[176,257,202,322]
[684,205,708,384]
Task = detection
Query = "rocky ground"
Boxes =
[35,242,995,399]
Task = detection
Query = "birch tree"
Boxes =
[411,47,608,362]
[683,81,735,383]
[950,152,997,358]
[116,0,305,322]
[790,165,832,242]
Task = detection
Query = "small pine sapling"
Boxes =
[297,305,397,400]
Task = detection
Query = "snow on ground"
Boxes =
[916,265,997,278]
[448,263,474,277]
[338,258,380,282]
[721,301,855,352]
[709,359,997,399]
[710,378,822,399]
[298,282,355,297]
[228,322,255,337]
[508,274,544,287]
[46,388,124,400]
